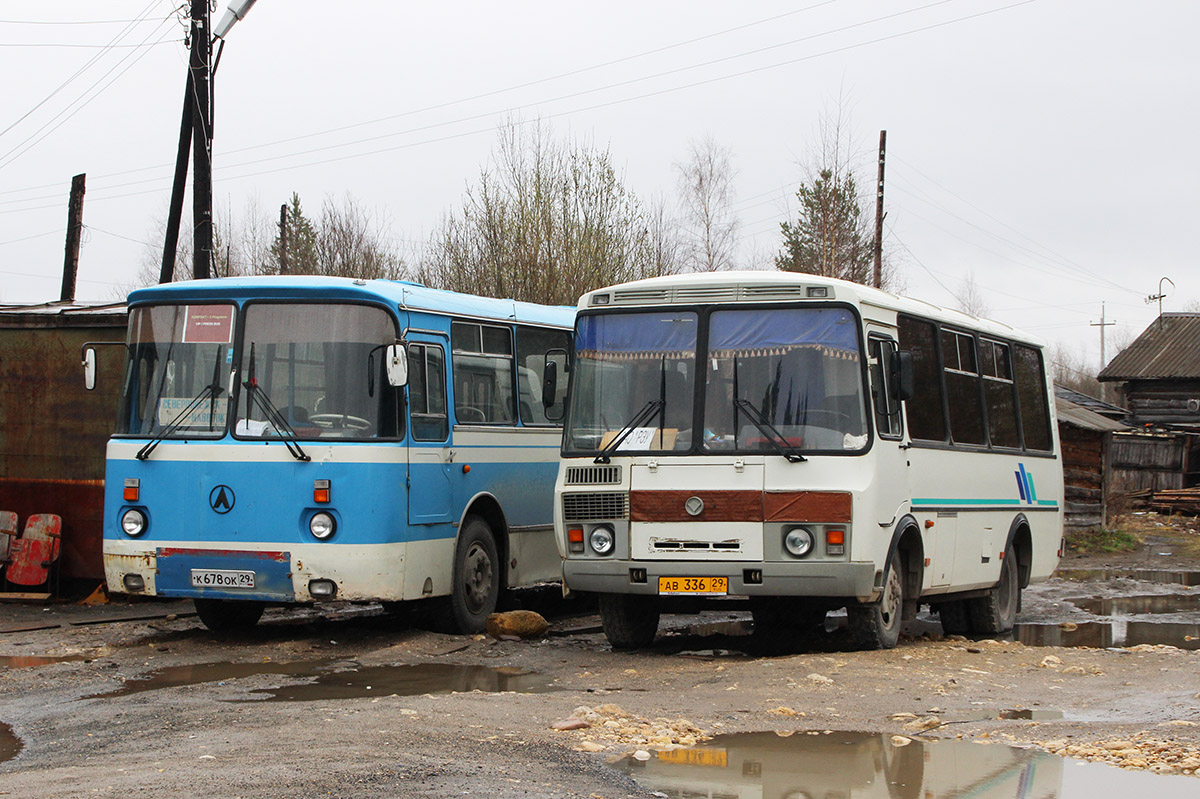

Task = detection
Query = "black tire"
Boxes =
[848,551,905,650]
[968,543,1020,634]
[937,600,972,636]
[450,516,500,634]
[194,598,265,632]
[598,593,659,649]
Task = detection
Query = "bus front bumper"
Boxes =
[562,559,880,602]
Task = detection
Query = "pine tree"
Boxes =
[271,193,318,274]
[775,168,873,284]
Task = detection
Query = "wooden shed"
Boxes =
[0,301,126,581]
[1054,387,1128,532]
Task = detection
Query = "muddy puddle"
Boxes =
[0,722,22,764]
[0,654,89,669]
[1056,569,1200,586]
[85,659,556,701]
[614,731,1199,799]
[1014,621,1200,650]
[1070,594,1200,616]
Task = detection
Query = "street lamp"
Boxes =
[215,0,259,39]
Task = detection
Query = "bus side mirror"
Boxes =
[82,346,97,391]
[890,350,914,402]
[542,347,567,421]
[386,343,408,387]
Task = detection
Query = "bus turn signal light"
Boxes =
[124,478,139,502]
[568,527,585,554]
[826,528,845,556]
[313,479,331,503]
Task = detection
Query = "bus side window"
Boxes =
[897,315,947,442]
[869,337,902,438]
[408,344,448,442]
[452,322,515,425]
[1014,344,1052,451]
[515,326,571,426]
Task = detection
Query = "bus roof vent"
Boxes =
[739,285,811,301]
[673,285,739,303]
[565,465,622,486]
[612,288,670,305]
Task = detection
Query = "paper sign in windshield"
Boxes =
[183,305,234,344]
[157,397,227,429]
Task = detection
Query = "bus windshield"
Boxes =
[117,304,236,437]
[236,303,399,440]
[565,306,869,455]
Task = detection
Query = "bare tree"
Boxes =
[675,135,739,272]
[419,120,677,305]
[953,271,990,317]
[314,194,405,280]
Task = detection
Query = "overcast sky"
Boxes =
[2,0,1196,374]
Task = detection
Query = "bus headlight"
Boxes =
[784,526,815,558]
[309,512,337,540]
[589,525,615,556]
[121,509,146,537]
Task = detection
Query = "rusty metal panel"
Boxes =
[0,307,126,580]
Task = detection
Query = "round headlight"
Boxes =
[309,512,336,540]
[784,526,814,557]
[589,525,615,556]
[121,509,146,537]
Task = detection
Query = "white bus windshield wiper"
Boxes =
[593,399,664,465]
[734,398,806,463]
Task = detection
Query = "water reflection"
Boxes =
[0,722,22,764]
[1055,569,1200,586]
[84,659,557,701]
[614,732,1198,799]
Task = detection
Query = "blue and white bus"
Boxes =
[90,276,573,632]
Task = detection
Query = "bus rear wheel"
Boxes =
[848,552,904,650]
[968,544,1020,634]
[450,516,500,634]
[194,598,265,632]
[599,593,659,649]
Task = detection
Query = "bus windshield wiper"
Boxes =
[137,345,227,461]
[241,344,310,462]
[734,398,806,463]
[593,399,664,464]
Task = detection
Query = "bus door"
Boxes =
[866,330,910,529]
[405,332,453,525]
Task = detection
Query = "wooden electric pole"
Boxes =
[1090,302,1115,403]
[60,173,86,302]
[872,130,886,289]
[279,203,289,274]
[189,0,214,280]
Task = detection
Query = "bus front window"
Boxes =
[566,312,697,453]
[117,304,236,437]
[236,303,399,440]
[703,307,868,453]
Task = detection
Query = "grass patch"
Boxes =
[1065,526,1142,555]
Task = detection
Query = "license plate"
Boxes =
[658,576,728,596]
[190,569,255,589]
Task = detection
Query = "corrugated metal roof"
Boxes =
[1055,397,1128,432]
[1054,385,1127,418]
[1098,313,1200,381]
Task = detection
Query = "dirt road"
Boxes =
[2,544,1199,798]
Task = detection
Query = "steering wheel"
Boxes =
[309,413,373,432]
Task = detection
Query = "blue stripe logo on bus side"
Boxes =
[1016,463,1038,504]
[1015,469,1028,502]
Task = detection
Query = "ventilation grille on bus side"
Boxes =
[602,283,820,306]
[564,465,622,486]
[562,492,630,521]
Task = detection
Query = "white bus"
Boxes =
[554,272,1063,649]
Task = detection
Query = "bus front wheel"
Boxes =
[848,552,904,650]
[194,598,264,632]
[599,593,659,649]
[450,516,500,634]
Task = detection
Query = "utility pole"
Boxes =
[189,0,214,280]
[872,130,886,289]
[1090,302,1115,403]
[60,173,86,302]
[278,203,289,274]
[160,73,194,284]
